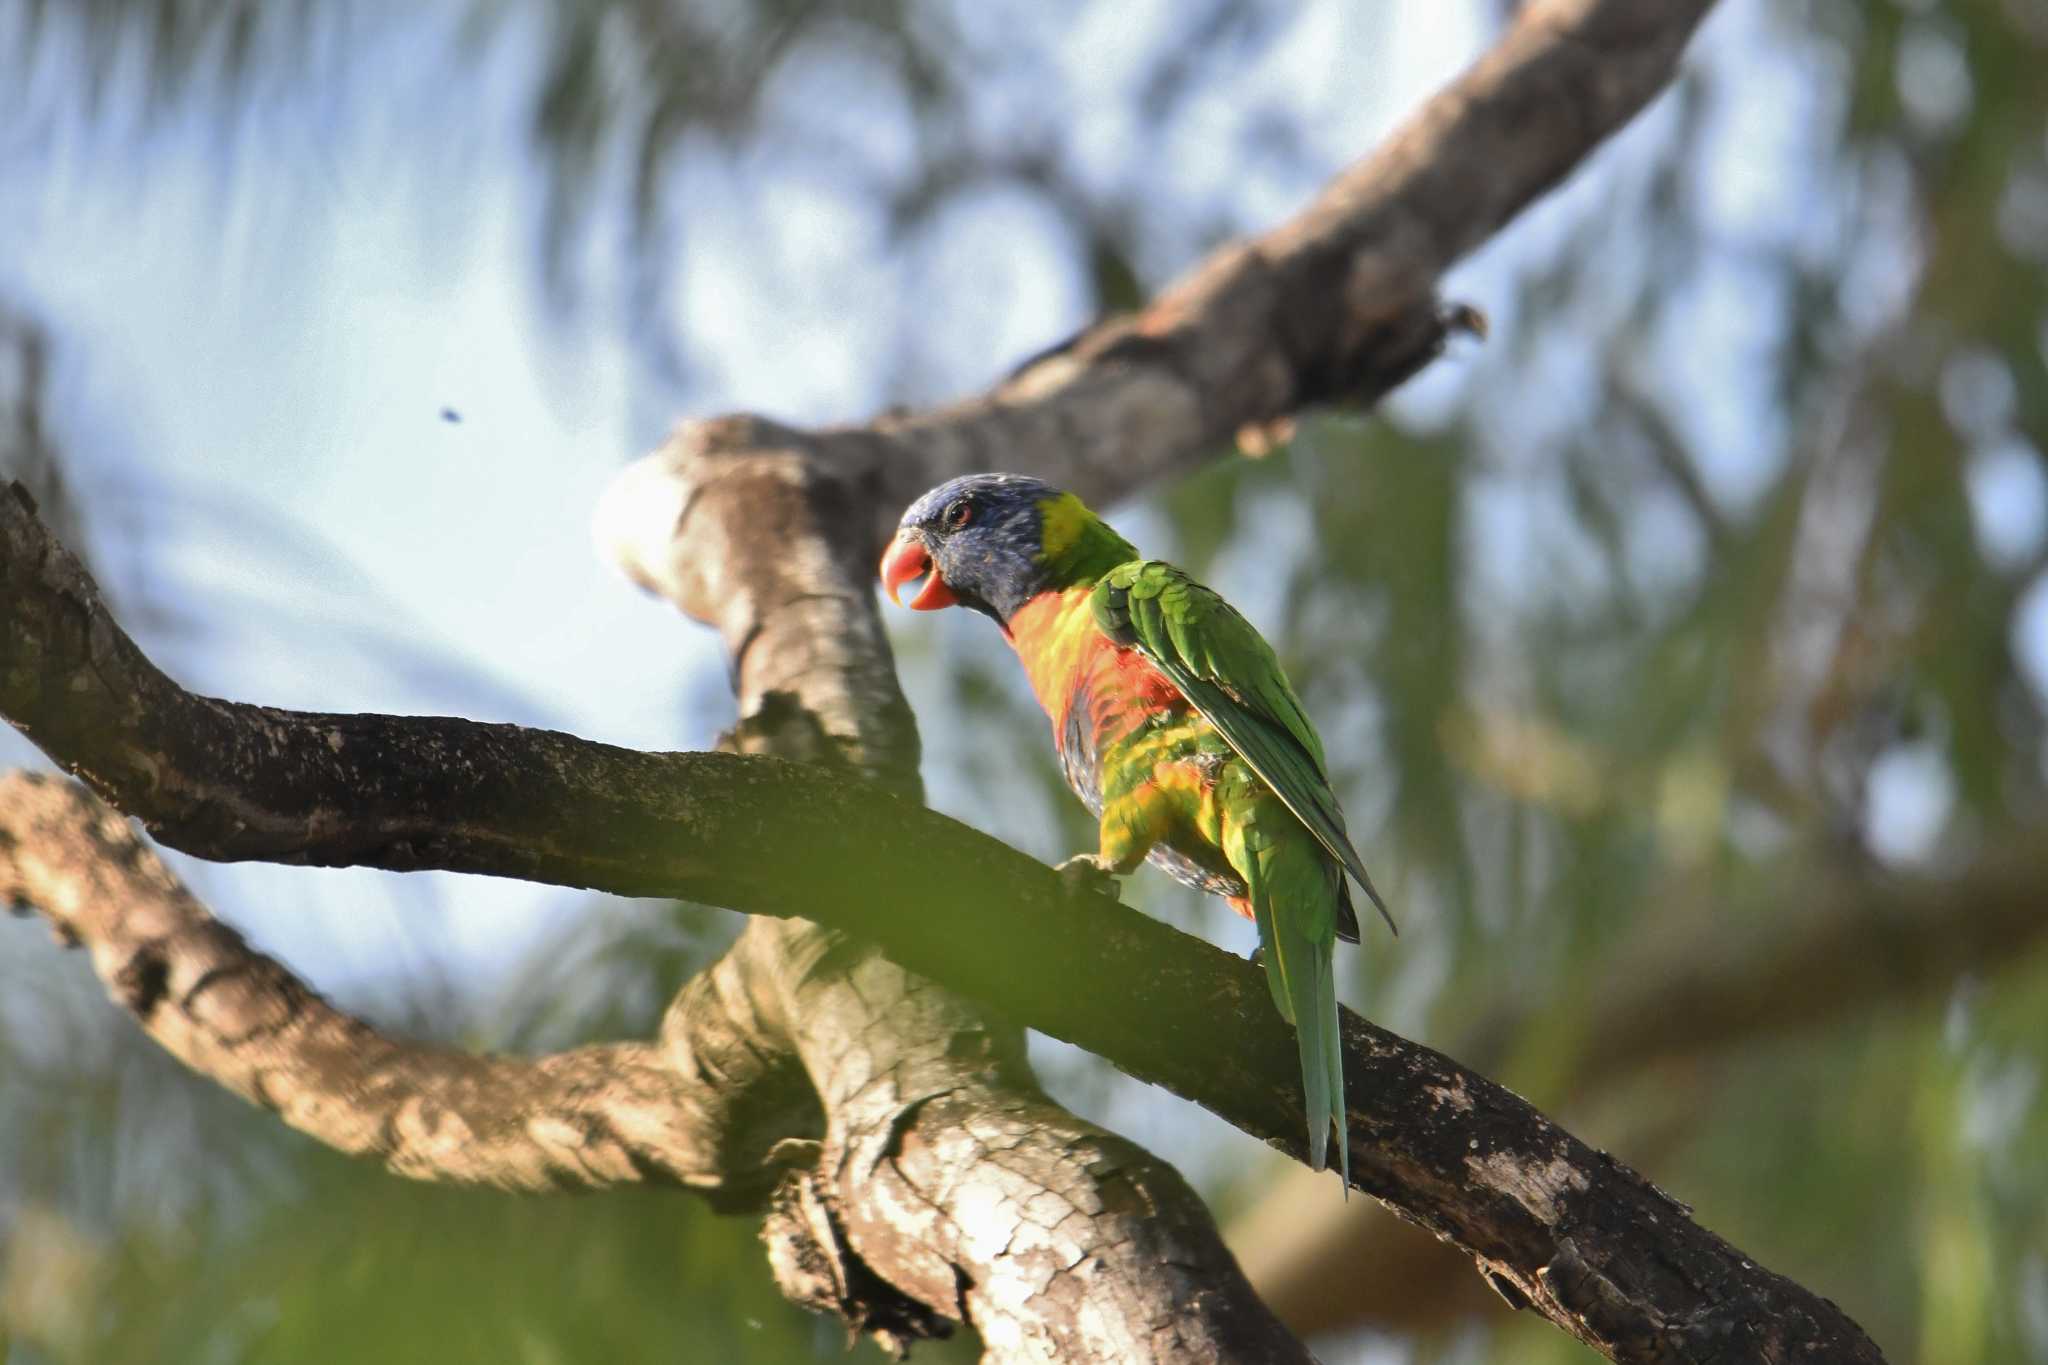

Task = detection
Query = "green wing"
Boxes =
[1093,560,1395,936]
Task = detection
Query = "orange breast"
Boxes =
[1006,588,1182,749]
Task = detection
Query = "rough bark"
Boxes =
[747,917,1308,1362]
[0,770,783,1197]
[1233,847,2048,1338]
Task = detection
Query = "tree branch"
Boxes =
[602,0,1721,564]
[1234,845,2048,1339]
[742,915,1311,1362]
[0,769,794,1198]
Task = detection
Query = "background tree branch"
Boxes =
[0,770,766,1196]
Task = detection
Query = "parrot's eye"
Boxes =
[942,499,974,532]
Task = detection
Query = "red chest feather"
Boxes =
[1006,589,1182,748]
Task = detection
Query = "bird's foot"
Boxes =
[1054,854,1121,903]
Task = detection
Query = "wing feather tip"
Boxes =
[1361,879,1398,937]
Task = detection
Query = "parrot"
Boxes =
[879,472,1394,1182]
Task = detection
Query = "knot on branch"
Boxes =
[1539,1237,1653,1346]
[1297,291,1489,412]
[719,689,869,775]
[763,1163,958,1360]
[111,941,171,1020]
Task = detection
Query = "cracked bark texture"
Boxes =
[1,0,1901,1359]
[752,922,1305,1361]
[1234,840,2048,1338]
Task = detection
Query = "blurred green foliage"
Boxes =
[4,1,2048,1363]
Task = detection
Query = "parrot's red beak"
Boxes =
[880,531,959,610]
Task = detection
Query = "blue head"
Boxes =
[880,473,1134,624]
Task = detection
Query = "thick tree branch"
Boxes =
[0,769,793,1198]
[600,417,923,786]
[894,0,1714,512]
[743,915,1311,1362]
[1235,848,2048,1338]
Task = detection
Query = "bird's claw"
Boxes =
[1055,855,1121,902]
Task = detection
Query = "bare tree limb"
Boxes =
[1235,847,2048,1338]
[0,769,787,1198]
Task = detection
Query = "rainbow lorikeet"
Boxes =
[880,473,1393,1180]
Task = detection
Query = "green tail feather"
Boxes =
[1253,898,1350,1188]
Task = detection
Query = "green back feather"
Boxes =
[1092,560,1395,936]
